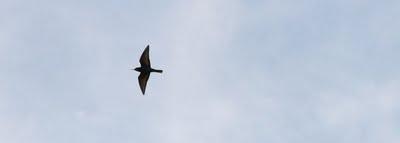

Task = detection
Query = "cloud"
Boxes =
[1,0,400,143]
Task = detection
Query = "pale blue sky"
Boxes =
[1,0,400,143]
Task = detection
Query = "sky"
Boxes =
[1,0,400,143]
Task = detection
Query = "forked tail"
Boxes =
[153,69,163,73]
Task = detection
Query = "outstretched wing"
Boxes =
[138,72,150,95]
[139,45,151,67]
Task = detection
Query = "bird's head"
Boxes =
[132,67,141,72]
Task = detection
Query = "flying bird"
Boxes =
[132,45,163,95]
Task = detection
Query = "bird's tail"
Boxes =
[153,69,163,73]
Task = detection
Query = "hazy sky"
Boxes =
[1,0,400,143]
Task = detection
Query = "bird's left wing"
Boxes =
[138,72,150,95]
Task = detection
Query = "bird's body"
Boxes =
[132,45,162,95]
[134,67,163,73]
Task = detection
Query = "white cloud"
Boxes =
[1,0,400,143]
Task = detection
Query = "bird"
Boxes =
[132,45,163,95]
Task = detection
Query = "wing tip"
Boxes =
[141,87,146,95]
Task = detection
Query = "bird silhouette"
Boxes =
[132,45,163,95]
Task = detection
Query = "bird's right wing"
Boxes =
[139,45,151,67]
[138,72,150,95]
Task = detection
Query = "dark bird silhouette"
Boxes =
[132,45,162,95]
